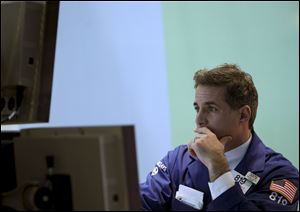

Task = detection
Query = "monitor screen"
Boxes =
[1,1,59,124]
[1,125,141,211]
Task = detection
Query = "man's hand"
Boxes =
[188,127,232,182]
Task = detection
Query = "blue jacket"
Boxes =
[140,131,299,210]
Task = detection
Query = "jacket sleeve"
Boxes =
[139,148,179,211]
[207,177,299,211]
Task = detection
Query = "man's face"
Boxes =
[194,85,241,140]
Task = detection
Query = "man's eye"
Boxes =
[194,107,199,112]
[208,106,217,112]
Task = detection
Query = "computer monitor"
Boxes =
[1,125,141,211]
[1,1,59,124]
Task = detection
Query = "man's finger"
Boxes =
[219,136,232,146]
[194,127,212,135]
[188,142,197,157]
[194,132,207,140]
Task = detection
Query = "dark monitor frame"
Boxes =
[1,1,59,124]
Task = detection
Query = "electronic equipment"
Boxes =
[1,1,141,210]
[1,125,141,210]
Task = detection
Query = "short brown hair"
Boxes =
[193,64,258,130]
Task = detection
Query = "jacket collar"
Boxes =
[234,130,266,175]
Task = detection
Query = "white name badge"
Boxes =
[231,170,253,194]
[175,184,204,210]
[245,171,260,185]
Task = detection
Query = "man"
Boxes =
[140,64,299,210]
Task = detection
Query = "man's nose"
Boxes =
[195,110,207,128]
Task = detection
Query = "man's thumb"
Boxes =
[220,136,232,146]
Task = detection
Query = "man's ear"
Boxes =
[239,105,251,124]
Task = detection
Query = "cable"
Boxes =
[1,111,17,124]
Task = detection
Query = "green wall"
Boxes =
[162,2,299,168]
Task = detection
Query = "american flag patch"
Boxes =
[270,179,297,203]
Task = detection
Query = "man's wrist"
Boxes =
[208,156,230,182]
